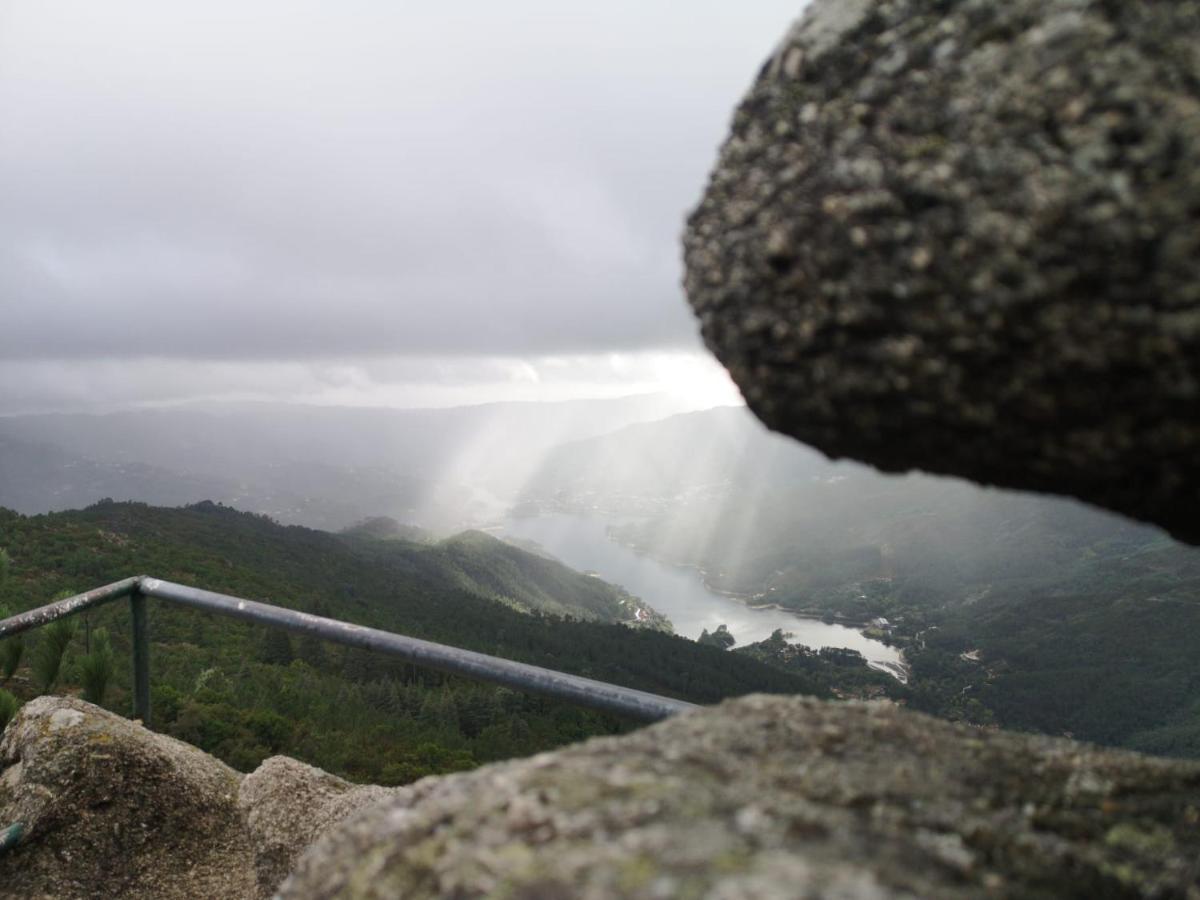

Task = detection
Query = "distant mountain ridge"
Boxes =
[0,395,685,530]
[520,405,829,513]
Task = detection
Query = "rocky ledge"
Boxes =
[3,696,1198,898]
[278,694,1200,898]
[0,696,399,899]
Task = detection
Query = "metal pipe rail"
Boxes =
[0,577,695,859]
[0,576,697,728]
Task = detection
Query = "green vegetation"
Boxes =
[340,516,432,544]
[0,689,17,731]
[0,637,21,682]
[899,560,1200,756]
[698,624,736,650]
[345,527,670,628]
[80,627,115,705]
[0,501,818,782]
[31,617,76,693]
[736,630,905,701]
[526,407,1200,758]
[621,481,1200,756]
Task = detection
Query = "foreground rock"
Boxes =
[239,755,398,897]
[0,697,398,899]
[281,695,1200,899]
[684,0,1200,543]
[0,696,254,899]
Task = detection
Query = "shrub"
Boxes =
[31,618,77,693]
[0,689,18,732]
[80,628,115,706]
[0,637,23,682]
[0,602,22,683]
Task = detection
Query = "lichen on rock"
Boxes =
[238,755,399,897]
[279,695,1200,899]
[0,695,254,899]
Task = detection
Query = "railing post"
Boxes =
[130,587,151,727]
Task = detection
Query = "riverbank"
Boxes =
[603,530,915,661]
[499,513,908,679]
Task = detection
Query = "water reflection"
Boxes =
[499,514,904,674]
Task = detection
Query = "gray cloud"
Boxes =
[1,1,801,365]
[0,352,741,414]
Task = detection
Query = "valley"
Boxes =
[3,397,1200,763]
[497,512,905,676]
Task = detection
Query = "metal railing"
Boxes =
[0,576,697,726]
[0,577,697,859]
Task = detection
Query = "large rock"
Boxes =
[684,0,1200,543]
[0,697,396,899]
[0,696,254,899]
[280,695,1200,899]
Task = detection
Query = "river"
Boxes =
[498,513,905,678]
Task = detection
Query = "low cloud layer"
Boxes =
[0,351,741,415]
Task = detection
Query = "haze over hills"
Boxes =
[520,406,1180,614]
[521,405,1200,756]
[518,405,825,515]
[0,395,685,530]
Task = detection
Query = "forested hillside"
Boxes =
[523,407,1200,758]
[0,501,815,784]
[399,530,670,627]
[617,461,1200,756]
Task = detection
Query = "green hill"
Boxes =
[415,530,668,627]
[0,501,815,784]
[337,519,666,625]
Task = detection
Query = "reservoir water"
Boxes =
[499,513,904,677]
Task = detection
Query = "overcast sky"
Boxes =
[0,1,802,413]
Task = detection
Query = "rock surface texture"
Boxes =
[0,696,254,899]
[0,697,395,899]
[683,0,1200,544]
[280,695,1200,899]
[238,755,398,898]
[3,695,1199,898]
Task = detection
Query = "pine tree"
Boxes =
[0,636,23,683]
[80,628,115,705]
[698,623,736,650]
[297,632,326,669]
[0,689,18,732]
[32,618,76,693]
[258,627,294,666]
